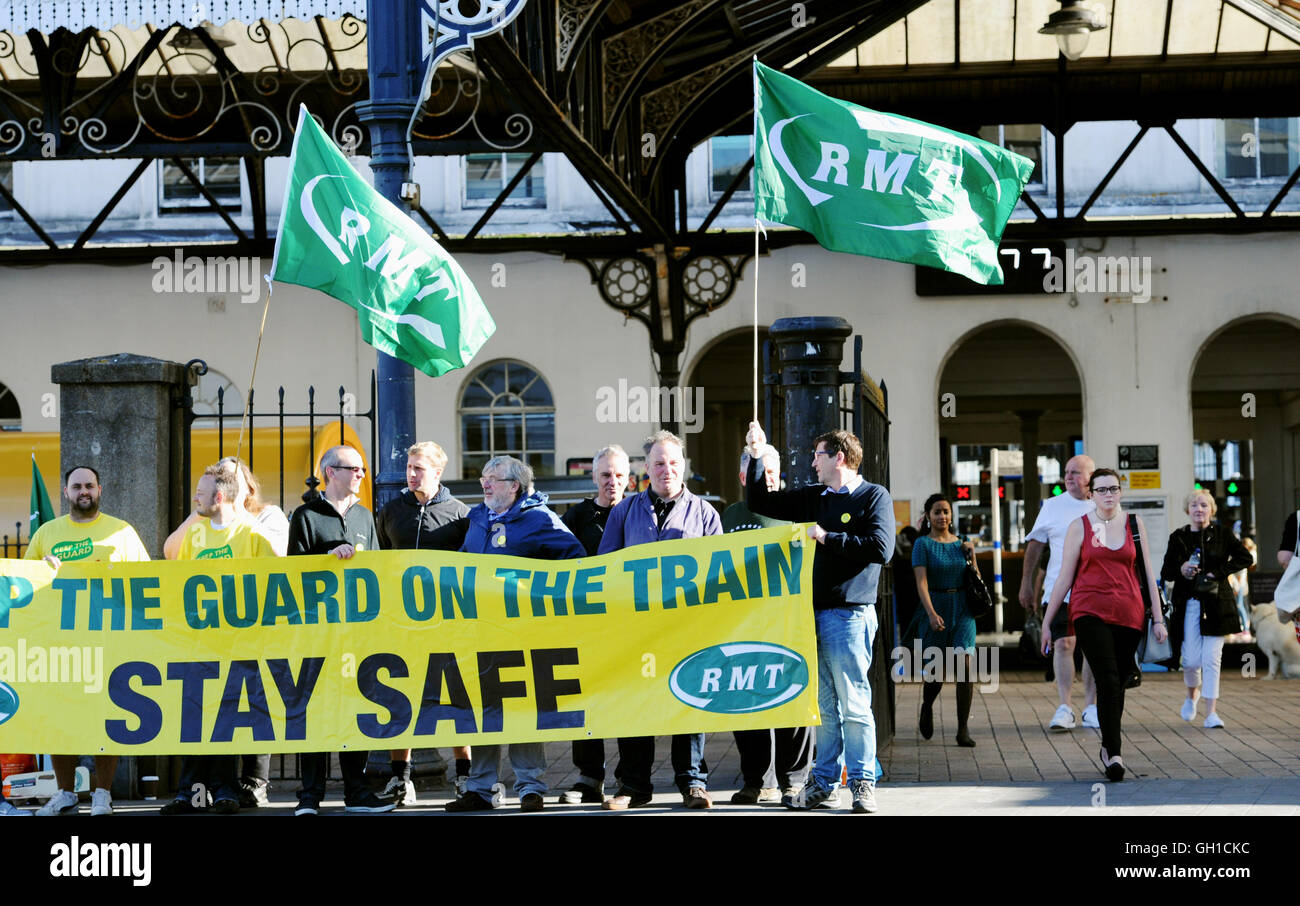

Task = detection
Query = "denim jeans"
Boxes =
[613,734,707,795]
[468,743,547,799]
[811,605,878,788]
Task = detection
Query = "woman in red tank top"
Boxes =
[1041,469,1167,781]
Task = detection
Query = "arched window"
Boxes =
[0,381,21,430]
[459,360,555,478]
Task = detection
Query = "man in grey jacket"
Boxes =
[599,430,722,810]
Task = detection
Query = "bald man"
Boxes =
[1020,454,1098,731]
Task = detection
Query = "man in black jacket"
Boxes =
[375,441,471,805]
[556,444,630,805]
[288,444,394,816]
[744,422,895,814]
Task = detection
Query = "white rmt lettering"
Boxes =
[727,665,757,691]
[364,236,432,285]
[762,663,785,688]
[337,208,371,252]
[811,142,850,185]
[699,667,721,693]
[862,149,917,195]
[924,159,963,202]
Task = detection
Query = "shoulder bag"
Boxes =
[962,540,993,619]
[1130,515,1172,663]
[1273,510,1300,622]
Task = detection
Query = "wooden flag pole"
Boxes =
[236,276,275,461]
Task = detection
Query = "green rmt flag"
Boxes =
[271,106,496,376]
[754,61,1034,285]
[30,454,54,534]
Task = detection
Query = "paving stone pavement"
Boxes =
[61,669,1300,816]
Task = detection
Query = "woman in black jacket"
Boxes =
[1160,489,1254,729]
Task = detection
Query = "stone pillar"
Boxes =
[51,354,194,558]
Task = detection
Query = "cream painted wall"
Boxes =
[1,232,1295,552]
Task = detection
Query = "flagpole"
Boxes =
[236,278,275,461]
[751,57,760,426]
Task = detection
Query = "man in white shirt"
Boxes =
[1020,454,1098,730]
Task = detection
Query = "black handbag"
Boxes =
[963,550,992,619]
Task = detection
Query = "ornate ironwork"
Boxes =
[681,254,735,309]
[555,0,603,71]
[601,0,709,128]
[411,50,533,150]
[422,0,530,70]
[598,256,654,315]
[0,14,366,158]
[639,48,750,172]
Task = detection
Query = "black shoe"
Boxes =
[344,790,397,813]
[238,778,269,809]
[520,792,544,812]
[1124,669,1142,689]
[294,798,320,816]
[445,791,496,812]
[212,797,240,815]
[559,783,603,804]
[1100,748,1125,782]
[159,797,201,816]
[955,730,975,748]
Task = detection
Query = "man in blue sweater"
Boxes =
[744,422,895,813]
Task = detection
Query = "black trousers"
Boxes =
[298,751,370,804]
[733,727,813,790]
[241,754,270,784]
[174,755,240,804]
[613,735,706,795]
[1073,615,1143,757]
[571,739,606,783]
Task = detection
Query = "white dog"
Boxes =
[1249,602,1300,679]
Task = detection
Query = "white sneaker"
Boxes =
[1081,704,1099,729]
[381,775,416,807]
[1204,713,1225,729]
[1180,697,1198,721]
[453,775,468,798]
[1049,705,1076,730]
[0,800,30,816]
[90,788,113,816]
[35,789,79,816]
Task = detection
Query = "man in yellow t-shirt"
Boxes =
[161,465,277,815]
[26,465,150,817]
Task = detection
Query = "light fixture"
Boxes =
[1038,1,1107,62]
[167,21,236,73]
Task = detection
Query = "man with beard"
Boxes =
[28,466,149,817]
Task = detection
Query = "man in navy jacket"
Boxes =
[744,422,895,814]
[445,455,584,813]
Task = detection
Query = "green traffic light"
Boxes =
[1227,481,1239,494]
[1194,482,1203,491]
[1051,485,1063,496]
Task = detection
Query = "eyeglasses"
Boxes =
[331,465,365,475]
[813,450,834,459]
[480,476,518,486]
[1092,485,1122,495]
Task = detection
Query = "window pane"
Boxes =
[1222,118,1255,179]
[205,157,242,199]
[710,135,752,195]
[163,161,201,201]
[493,413,522,451]
[504,153,544,201]
[462,413,490,452]
[0,161,11,213]
[463,454,489,478]
[526,452,554,476]
[524,413,554,451]
[1259,118,1291,178]
[466,154,503,201]
[475,362,506,397]
[461,380,492,408]
[1004,124,1042,185]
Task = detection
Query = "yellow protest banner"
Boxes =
[0,525,818,754]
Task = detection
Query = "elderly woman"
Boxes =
[1043,469,1166,781]
[1160,489,1253,729]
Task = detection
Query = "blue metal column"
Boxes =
[359,0,420,508]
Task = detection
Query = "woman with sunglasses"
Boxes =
[1042,469,1166,781]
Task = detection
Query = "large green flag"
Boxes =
[29,454,54,535]
[754,62,1034,285]
[271,106,496,377]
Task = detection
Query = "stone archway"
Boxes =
[1189,315,1300,557]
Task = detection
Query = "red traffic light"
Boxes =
[956,486,972,500]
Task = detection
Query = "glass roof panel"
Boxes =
[1218,2,1272,50]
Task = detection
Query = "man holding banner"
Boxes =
[28,466,150,817]
[600,431,723,811]
[445,456,585,813]
[744,423,895,814]
[288,445,395,816]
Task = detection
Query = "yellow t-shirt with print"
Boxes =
[25,513,150,563]
[178,517,277,561]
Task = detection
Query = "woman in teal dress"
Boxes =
[912,493,978,747]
